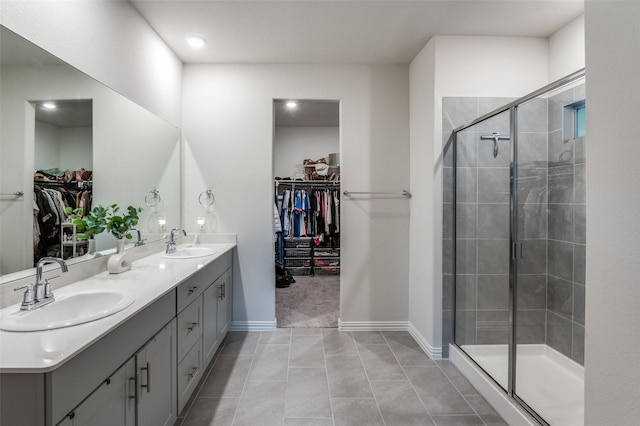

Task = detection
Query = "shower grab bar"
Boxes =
[343,190,411,198]
[0,191,24,197]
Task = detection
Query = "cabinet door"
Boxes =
[137,320,177,426]
[217,269,232,341]
[202,281,219,366]
[59,358,135,426]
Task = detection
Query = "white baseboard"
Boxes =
[408,322,443,360]
[338,319,409,331]
[230,319,277,331]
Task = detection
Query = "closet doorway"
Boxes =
[273,99,340,328]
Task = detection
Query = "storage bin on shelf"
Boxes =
[289,266,312,276]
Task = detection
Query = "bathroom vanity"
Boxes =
[0,243,234,426]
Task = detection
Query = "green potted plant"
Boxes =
[65,205,108,255]
[104,204,142,274]
[105,204,143,241]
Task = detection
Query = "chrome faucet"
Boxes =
[14,257,68,311]
[166,228,186,254]
[131,228,146,247]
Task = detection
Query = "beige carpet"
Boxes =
[276,275,340,328]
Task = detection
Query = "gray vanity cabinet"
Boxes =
[0,249,233,426]
[216,269,232,346]
[57,358,135,426]
[57,320,177,426]
[135,321,177,426]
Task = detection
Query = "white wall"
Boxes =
[182,64,410,327]
[549,15,585,82]
[0,0,182,126]
[409,35,550,356]
[584,2,640,424]
[273,126,339,178]
[34,121,61,170]
[59,127,92,171]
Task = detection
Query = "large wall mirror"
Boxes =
[0,26,181,279]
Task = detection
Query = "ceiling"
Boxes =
[35,100,93,128]
[131,0,584,65]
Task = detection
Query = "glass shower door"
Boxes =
[454,109,512,391]
[514,79,586,425]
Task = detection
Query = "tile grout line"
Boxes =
[355,331,388,426]
[433,360,489,426]
[382,332,438,426]
[229,331,260,426]
[320,328,337,426]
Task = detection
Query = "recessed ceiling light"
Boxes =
[286,101,297,109]
[186,35,207,49]
[42,102,56,110]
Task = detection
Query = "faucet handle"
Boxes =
[43,278,54,299]
[14,284,35,309]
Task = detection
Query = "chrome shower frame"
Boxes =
[449,68,586,426]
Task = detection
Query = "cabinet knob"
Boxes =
[187,321,199,332]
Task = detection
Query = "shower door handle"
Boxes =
[512,242,523,260]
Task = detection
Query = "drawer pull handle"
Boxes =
[188,367,199,378]
[188,286,199,295]
[140,362,151,393]
[219,282,225,300]
[187,322,199,332]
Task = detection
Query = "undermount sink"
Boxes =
[0,288,135,332]
[161,246,218,259]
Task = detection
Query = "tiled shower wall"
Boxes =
[442,87,586,365]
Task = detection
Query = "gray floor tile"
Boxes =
[323,330,358,355]
[293,328,323,335]
[260,328,292,344]
[247,344,289,381]
[384,334,436,367]
[182,328,507,426]
[285,367,332,418]
[284,419,334,426]
[357,344,407,381]
[234,380,286,426]
[370,380,435,425]
[221,332,260,356]
[181,397,238,426]
[432,415,485,425]
[351,331,386,344]
[435,360,479,395]
[326,354,373,397]
[332,398,385,426]
[405,367,475,416]
[198,355,252,398]
[290,335,326,367]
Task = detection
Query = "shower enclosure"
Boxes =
[443,70,586,426]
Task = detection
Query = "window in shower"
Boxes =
[576,105,586,137]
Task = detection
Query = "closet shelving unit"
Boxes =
[275,179,341,276]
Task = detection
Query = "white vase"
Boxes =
[107,239,132,274]
[88,239,96,255]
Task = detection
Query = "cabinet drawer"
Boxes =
[176,251,232,313]
[177,298,202,362]
[177,338,202,414]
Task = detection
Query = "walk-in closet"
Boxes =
[273,99,341,328]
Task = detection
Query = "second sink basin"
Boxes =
[161,246,218,259]
[0,288,135,332]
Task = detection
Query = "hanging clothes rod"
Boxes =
[0,191,24,197]
[276,180,340,186]
[343,190,411,198]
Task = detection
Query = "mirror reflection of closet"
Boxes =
[32,99,93,263]
[273,99,341,329]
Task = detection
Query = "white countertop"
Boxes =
[0,243,235,373]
